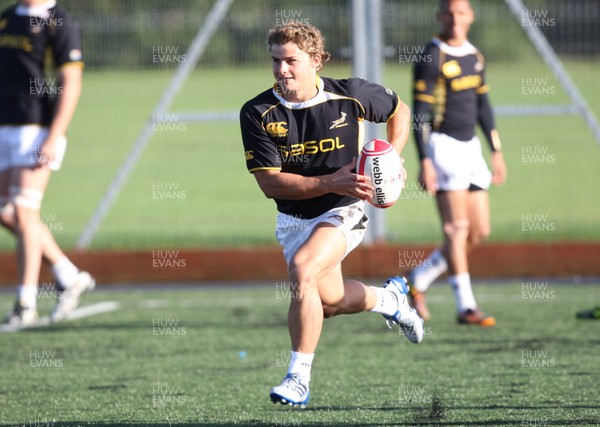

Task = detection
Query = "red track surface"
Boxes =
[0,243,598,286]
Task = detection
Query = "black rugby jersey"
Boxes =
[0,2,83,126]
[240,76,400,219]
[413,37,493,147]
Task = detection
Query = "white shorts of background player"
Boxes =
[0,125,67,172]
[426,131,492,192]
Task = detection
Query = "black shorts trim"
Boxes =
[436,183,486,194]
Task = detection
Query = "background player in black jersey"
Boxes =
[0,0,94,327]
[240,22,423,407]
[407,0,507,326]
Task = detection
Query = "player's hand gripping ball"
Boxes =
[357,139,404,208]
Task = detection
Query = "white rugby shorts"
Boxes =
[0,125,67,171]
[276,201,369,266]
[427,132,492,192]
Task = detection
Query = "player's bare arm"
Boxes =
[412,39,440,194]
[253,163,374,201]
[414,99,438,193]
[385,99,410,183]
[419,157,438,194]
[39,64,82,167]
[477,86,507,186]
[491,151,507,185]
[386,99,411,155]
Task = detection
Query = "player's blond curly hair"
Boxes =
[267,21,331,71]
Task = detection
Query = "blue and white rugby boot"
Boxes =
[383,276,424,344]
[270,373,310,408]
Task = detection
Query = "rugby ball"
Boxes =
[357,139,404,208]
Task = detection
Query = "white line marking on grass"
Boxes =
[135,297,282,309]
[0,315,51,334]
[134,293,516,311]
[0,301,120,334]
[137,299,170,308]
[65,301,120,320]
[425,293,519,304]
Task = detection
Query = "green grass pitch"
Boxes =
[1,281,598,425]
[0,59,597,251]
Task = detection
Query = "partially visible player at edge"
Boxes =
[0,0,95,326]
[240,22,423,408]
[407,0,507,325]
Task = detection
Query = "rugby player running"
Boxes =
[407,0,507,326]
[240,22,424,408]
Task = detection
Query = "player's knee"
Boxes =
[10,186,43,210]
[288,251,320,287]
[288,258,320,294]
[443,218,470,242]
[468,225,490,246]
[288,261,314,285]
[10,186,43,229]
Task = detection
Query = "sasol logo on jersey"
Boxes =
[0,34,33,52]
[277,149,310,166]
[450,75,482,92]
[278,137,345,157]
[265,121,288,137]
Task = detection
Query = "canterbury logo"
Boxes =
[327,214,344,223]
[244,150,254,160]
[266,122,288,137]
[329,112,347,129]
[442,60,462,78]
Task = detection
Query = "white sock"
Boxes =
[288,351,314,383]
[369,286,398,317]
[17,285,37,309]
[52,256,79,288]
[448,273,477,312]
[411,248,448,292]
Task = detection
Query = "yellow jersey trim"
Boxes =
[249,166,281,173]
[476,84,490,95]
[260,103,281,119]
[415,94,435,103]
[59,61,84,70]
[386,95,402,123]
